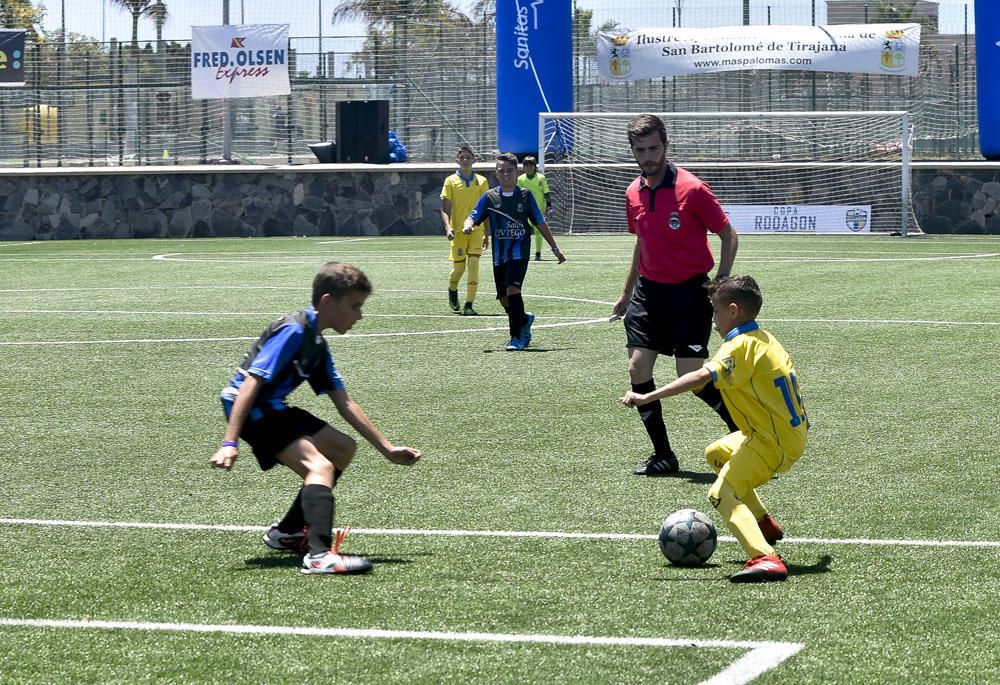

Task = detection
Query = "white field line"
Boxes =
[134,253,1000,265]
[2,287,997,328]
[0,318,611,346]
[0,246,990,259]
[315,238,373,245]
[4,252,984,265]
[0,313,996,347]
[0,617,804,685]
[0,309,590,321]
[2,518,999,548]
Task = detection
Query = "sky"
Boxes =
[38,0,977,45]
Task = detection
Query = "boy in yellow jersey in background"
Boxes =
[441,145,489,315]
[516,156,552,261]
[622,275,808,583]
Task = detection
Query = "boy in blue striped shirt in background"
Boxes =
[463,152,567,351]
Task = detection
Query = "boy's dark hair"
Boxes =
[627,114,669,146]
[312,262,372,306]
[709,275,763,319]
[496,151,519,167]
[456,145,475,158]
[522,155,538,165]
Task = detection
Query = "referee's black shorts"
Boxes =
[237,407,328,471]
[624,274,713,358]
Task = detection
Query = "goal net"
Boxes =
[538,111,917,235]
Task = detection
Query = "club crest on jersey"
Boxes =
[517,202,524,213]
[720,355,735,382]
[668,211,681,230]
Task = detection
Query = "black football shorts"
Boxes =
[238,406,328,471]
[624,274,713,358]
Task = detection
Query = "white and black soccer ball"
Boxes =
[658,509,718,567]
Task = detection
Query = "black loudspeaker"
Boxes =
[335,100,389,163]
[308,141,336,164]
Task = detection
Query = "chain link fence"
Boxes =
[0,0,980,166]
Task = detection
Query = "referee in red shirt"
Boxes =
[611,114,739,476]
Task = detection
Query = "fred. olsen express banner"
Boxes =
[191,24,290,99]
[599,23,920,80]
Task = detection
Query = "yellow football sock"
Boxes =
[708,478,774,559]
[466,255,479,302]
[743,488,767,522]
[448,259,466,292]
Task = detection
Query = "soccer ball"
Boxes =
[658,509,717,567]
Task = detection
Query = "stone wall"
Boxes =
[912,164,1000,234]
[0,164,459,242]
[2,162,999,240]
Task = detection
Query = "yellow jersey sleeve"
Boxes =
[705,325,808,456]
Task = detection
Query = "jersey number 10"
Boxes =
[774,373,807,428]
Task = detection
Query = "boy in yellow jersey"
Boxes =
[440,145,490,315]
[622,275,808,583]
[516,156,552,261]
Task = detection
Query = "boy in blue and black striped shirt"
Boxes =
[463,152,567,351]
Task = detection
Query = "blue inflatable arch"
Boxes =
[977,0,1000,159]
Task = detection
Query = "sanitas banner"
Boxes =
[191,24,290,100]
[496,0,572,155]
[722,205,872,233]
[599,24,919,81]
[0,30,26,87]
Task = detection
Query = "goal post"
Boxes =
[538,111,917,236]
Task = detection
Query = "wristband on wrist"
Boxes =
[222,440,238,448]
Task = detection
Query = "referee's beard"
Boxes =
[640,157,666,180]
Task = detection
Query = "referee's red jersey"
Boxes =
[625,163,729,284]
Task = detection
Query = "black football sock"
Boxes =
[632,379,672,457]
[694,384,739,432]
[276,488,305,533]
[302,483,334,555]
[507,293,526,338]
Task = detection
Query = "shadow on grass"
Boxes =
[243,552,430,570]
[672,469,717,484]
[787,554,833,577]
[719,553,833,579]
[482,347,571,354]
[627,466,718,484]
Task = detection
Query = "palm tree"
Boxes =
[332,0,466,78]
[0,0,44,40]
[109,0,166,50]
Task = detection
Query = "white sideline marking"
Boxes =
[0,318,611,347]
[764,317,1000,327]
[315,238,373,245]
[1,314,996,347]
[139,252,1000,265]
[0,618,804,685]
[0,309,590,321]
[2,518,999,548]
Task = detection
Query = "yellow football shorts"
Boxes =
[705,431,799,501]
[450,227,485,261]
